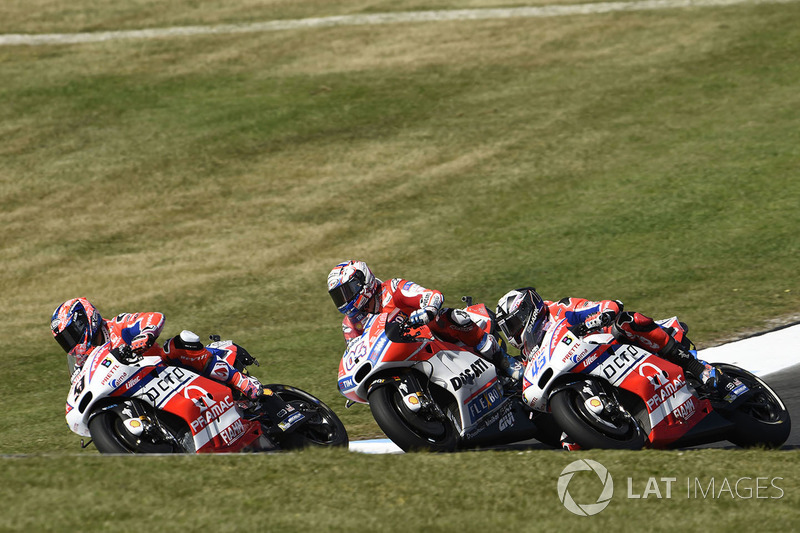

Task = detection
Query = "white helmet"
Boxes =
[327,260,381,318]
[496,288,549,350]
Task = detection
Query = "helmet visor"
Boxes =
[497,305,529,346]
[329,275,365,311]
[54,319,87,353]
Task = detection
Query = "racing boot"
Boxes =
[560,432,582,451]
[659,338,748,402]
[477,333,524,381]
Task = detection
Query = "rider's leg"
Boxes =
[612,313,731,393]
[163,331,261,399]
[431,309,523,380]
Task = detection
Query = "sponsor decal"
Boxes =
[498,411,515,431]
[580,353,599,370]
[646,376,686,411]
[137,367,194,407]
[638,362,670,388]
[450,358,490,391]
[278,412,305,432]
[123,373,144,392]
[220,419,246,445]
[594,345,645,384]
[338,376,356,392]
[672,397,696,421]
[190,395,236,432]
[101,364,121,386]
[466,382,502,423]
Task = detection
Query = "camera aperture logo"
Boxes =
[557,459,785,516]
[557,459,614,516]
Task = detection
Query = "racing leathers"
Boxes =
[91,312,261,399]
[341,278,521,378]
[530,297,714,387]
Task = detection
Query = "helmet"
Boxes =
[51,298,103,369]
[496,288,549,351]
[327,261,380,318]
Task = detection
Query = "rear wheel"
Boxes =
[368,378,457,452]
[714,364,791,448]
[268,385,348,449]
[550,385,646,450]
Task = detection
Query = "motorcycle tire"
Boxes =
[713,363,791,448]
[267,384,349,449]
[550,388,646,450]
[368,380,457,452]
[88,407,179,454]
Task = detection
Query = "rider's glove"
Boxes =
[237,375,263,401]
[584,310,617,332]
[407,306,437,327]
[130,330,157,355]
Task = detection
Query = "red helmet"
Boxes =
[51,298,104,368]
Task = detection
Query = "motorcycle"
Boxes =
[66,336,348,453]
[524,316,791,449]
[336,299,562,452]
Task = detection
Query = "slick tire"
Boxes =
[550,389,645,450]
[368,383,457,452]
[714,364,791,448]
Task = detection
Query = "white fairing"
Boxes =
[521,321,620,411]
[422,349,503,434]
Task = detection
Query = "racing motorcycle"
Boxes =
[524,317,791,449]
[66,336,348,454]
[337,299,562,452]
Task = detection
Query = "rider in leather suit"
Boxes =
[51,297,263,399]
[327,261,523,380]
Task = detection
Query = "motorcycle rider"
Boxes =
[327,260,523,380]
[50,297,263,400]
[495,287,741,397]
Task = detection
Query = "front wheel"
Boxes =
[267,384,349,449]
[88,403,186,454]
[550,386,646,450]
[368,378,457,452]
[713,364,791,448]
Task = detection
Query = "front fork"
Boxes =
[564,380,641,431]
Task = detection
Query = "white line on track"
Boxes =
[1,0,796,46]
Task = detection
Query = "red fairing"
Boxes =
[161,375,263,453]
[616,356,711,448]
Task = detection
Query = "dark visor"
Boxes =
[498,312,527,343]
[498,297,533,343]
[329,276,364,310]
[54,316,87,353]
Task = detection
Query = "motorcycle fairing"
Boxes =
[65,345,263,452]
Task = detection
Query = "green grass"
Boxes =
[1,0,799,529]
[1,449,799,532]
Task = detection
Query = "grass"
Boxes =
[1,0,799,529]
[1,448,799,532]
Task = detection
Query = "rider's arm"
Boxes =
[390,279,444,317]
[549,298,622,327]
[342,316,364,343]
[112,312,165,354]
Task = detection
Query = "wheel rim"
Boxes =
[285,399,341,445]
[99,412,176,453]
[567,389,638,440]
[387,387,450,442]
[721,367,786,424]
